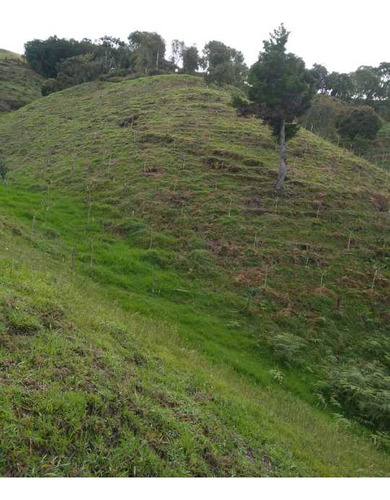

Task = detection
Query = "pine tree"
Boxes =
[247,25,315,189]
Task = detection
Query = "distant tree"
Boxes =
[326,72,354,100]
[299,94,345,142]
[337,106,382,141]
[245,24,315,189]
[98,36,132,71]
[352,66,382,101]
[56,53,105,87]
[182,46,200,74]
[128,31,166,73]
[377,62,390,101]
[170,39,185,68]
[202,41,247,87]
[310,63,328,93]
[24,36,96,78]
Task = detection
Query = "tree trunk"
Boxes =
[275,120,287,190]
[156,49,160,70]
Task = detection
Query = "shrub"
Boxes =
[268,331,307,365]
[319,361,390,430]
[337,106,383,141]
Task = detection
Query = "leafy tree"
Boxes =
[326,72,354,100]
[337,106,382,141]
[128,31,166,73]
[25,36,96,78]
[246,25,315,189]
[56,53,105,87]
[299,94,345,142]
[182,46,200,74]
[378,62,390,100]
[202,41,247,87]
[352,66,382,101]
[98,36,132,72]
[310,63,328,93]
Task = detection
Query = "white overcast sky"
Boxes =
[1,0,389,72]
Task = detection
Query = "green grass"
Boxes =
[0,74,389,476]
[0,48,42,112]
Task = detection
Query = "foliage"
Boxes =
[352,66,383,101]
[182,46,200,74]
[299,94,345,142]
[97,36,132,72]
[128,31,166,73]
[325,72,354,100]
[268,332,307,365]
[56,53,105,88]
[310,63,328,93]
[337,106,383,141]
[203,41,247,87]
[24,36,98,78]
[320,362,390,431]
[247,24,315,139]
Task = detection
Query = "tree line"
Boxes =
[24,31,389,105]
[24,33,248,94]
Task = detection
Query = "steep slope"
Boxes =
[0,49,42,112]
[2,214,389,476]
[0,75,389,475]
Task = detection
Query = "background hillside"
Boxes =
[0,74,389,476]
[0,49,42,112]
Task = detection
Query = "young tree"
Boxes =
[182,46,200,74]
[352,66,382,102]
[246,25,315,189]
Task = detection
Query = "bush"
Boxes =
[268,331,307,365]
[319,361,390,430]
[42,78,60,96]
[337,106,383,141]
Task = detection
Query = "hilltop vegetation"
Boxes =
[17,31,390,171]
[0,74,389,475]
[0,49,42,112]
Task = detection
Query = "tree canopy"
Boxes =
[128,31,166,73]
[202,41,247,87]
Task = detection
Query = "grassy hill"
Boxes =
[0,49,42,112]
[0,74,389,476]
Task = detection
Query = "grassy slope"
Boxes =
[0,74,389,476]
[0,49,42,112]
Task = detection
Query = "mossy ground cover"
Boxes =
[0,49,42,112]
[0,74,389,475]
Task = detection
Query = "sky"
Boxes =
[1,0,389,73]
